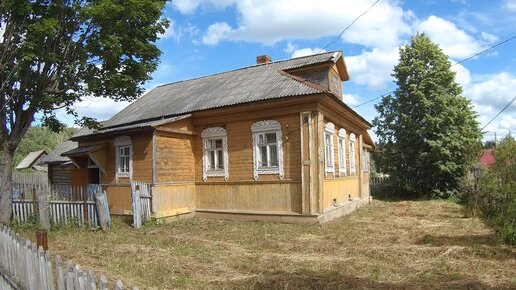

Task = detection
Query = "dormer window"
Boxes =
[332,74,341,96]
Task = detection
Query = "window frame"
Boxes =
[332,74,341,96]
[324,122,335,173]
[349,133,356,175]
[362,148,370,173]
[337,128,347,175]
[114,136,132,180]
[251,120,284,180]
[201,127,229,181]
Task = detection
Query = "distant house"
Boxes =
[479,149,495,169]
[41,141,78,188]
[16,150,48,172]
[61,51,374,223]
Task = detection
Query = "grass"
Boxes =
[15,200,516,289]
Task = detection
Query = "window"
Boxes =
[332,74,341,96]
[201,127,228,181]
[349,133,356,175]
[338,129,346,175]
[251,120,284,180]
[114,136,132,180]
[324,122,335,173]
[362,148,370,173]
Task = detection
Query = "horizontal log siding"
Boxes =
[196,182,302,213]
[194,113,302,182]
[155,134,195,182]
[322,178,360,212]
[79,132,153,184]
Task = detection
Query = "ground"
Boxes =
[16,200,516,289]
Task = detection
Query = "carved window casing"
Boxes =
[114,136,132,180]
[202,127,229,181]
[324,122,335,173]
[251,120,284,180]
[349,133,356,175]
[337,128,347,175]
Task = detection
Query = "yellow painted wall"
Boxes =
[152,183,196,217]
[322,178,360,212]
[196,182,302,212]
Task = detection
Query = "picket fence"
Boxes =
[370,175,390,186]
[0,226,136,290]
[12,183,99,201]
[130,181,152,229]
[11,185,103,228]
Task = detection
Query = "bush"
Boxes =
[468,137,516,244]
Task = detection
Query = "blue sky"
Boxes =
[62,0,516,142]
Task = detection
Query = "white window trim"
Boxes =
[201,127,229,181]
[338,128,347,175]
[349,133,356,175]
[114,136,132,180]
[251,120,284,180]
[362,148,370,173]
[324,122,335,173]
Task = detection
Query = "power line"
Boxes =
[304,0,382,65]
[481,95,516,131]
[352,33,516,109]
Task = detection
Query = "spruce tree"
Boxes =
[373,33,482,198]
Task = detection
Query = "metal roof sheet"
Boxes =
[16,150,47,170]
[99,51,341,130]
[41,141,77,163]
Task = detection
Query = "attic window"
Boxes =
[332,74,341,96]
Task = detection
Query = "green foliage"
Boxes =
[373,33,482,199]
[474,137,516,244]
[13,125,76,168]
[10,213,40,230]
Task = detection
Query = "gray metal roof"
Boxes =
[100,51,342,130]
[41,141,77,164]
[16,150,47,170]
[61,144,104,157]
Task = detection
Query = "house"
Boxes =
[15,150,48,172]
[62,51,374,223]
[479,149,495,169]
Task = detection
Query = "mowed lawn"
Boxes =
[17,200,516,289]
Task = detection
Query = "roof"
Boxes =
[61,144,105,157]
[16,150,47,170]
[480,149,495,169]
[98,51,345,131]
[41,141,78,164]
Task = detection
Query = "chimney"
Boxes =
[256,55,272,65]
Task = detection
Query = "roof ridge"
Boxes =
[155,50,341,89]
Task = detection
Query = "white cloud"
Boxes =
[505,0,516,11]
[451,64,471,88]
[54,97,132,126]
[480,32,498,43]
[197,0,411,48]
[464,72,516,112]
[170,0,201,14]
[159,20,199,43]
[158,18,178,40]
[342,93,360,106]
[417,16,486,59]
[202,22,232,46]
[345,47,399,89]
[291,48,325,58]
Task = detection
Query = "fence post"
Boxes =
[95,191,111,231]
[37,191,50,230]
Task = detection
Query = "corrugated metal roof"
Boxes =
[99,51,341,130]
[61,144,104,157]
[16,150,47,170]
[41,141,77,164]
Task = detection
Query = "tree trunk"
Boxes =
[0,147,14,225]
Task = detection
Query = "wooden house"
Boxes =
[63,51,374,223]
[16,150,48,172]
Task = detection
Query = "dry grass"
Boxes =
[17,200,516,289]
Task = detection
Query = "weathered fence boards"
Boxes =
[12,200,99,228]
[0,226,137,290]
[13,172,48,186]
[12,183,101,201]
[130,181,152,229]
[370,176,390,186]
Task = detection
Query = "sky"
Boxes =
[57,0,516,142]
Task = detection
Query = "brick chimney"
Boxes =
[256,55,272,64]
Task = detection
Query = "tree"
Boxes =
[13,126,77,168]
[0,0,169,224]
[373,33,482,198]
[483,140,496,149]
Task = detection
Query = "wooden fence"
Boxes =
[13,172,48,186]
[0,226,136,290]
[130,181,152,229]
[12,183,99,201]
[12,185,102,228]
[370,175,390,186]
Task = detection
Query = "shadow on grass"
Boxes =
[208,270,512,290]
